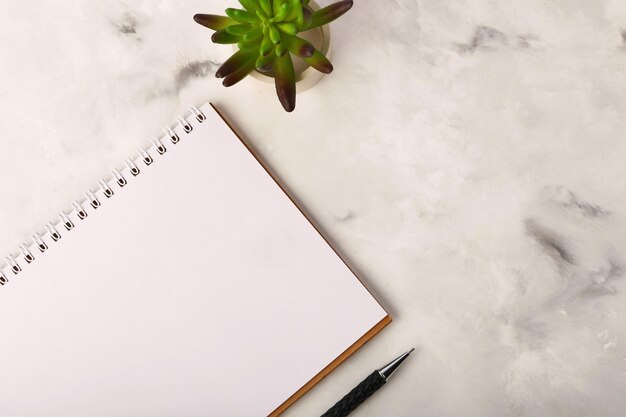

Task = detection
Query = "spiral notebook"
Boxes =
[0,103,390,417]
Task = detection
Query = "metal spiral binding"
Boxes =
[99,180,114,198]
[72,201,88,219]
[6,255,21,274]
[113,169,127,187]
[124,159,140,177]
[32,234,48,252]
[164,126,180,144]
[189,105,206,122]
[138,147,153,166]
[176,116,193,133]
[20,245,35,263]
[46,223,61,241]
[150,137,167,154]
[85,190,101,209]
[59,212,74,231]
[0,106,206,286]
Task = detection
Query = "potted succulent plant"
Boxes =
[193,0,353,112]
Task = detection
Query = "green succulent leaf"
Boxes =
[255,48,276,70]
[276,42,288,56]
[300,7,313,29]
[225,24,253,36]
[296,6,305,28]
[257,50,277,73]
[304,49,333,74]
[238,38,263,51]
[238,0,259,13]
[284,0,301,21]
[285,35,314,57]
[211,29,241,44]
[260,34,274,55]
[274,53,296,112]
[222,58,256,86]
[193,14,237,31]
[259,0,272,16]
[216,49,257,78]
[243,26,264,42]
[225,8,259,24]
[256,9,268,21]
[276,22,297,35]
[304,0,353,30]
[273,0,286,13]
[269,25,281,44]
[270,3,289,22]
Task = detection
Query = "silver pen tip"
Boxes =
[377,348,415,381]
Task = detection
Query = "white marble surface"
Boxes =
[2,0,626,416]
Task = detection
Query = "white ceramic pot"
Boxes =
[244,1,332,93]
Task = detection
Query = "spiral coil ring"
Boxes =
[189,105,206,123]
[59,212,74,231]
[1,106,204,285]
[163,126,180,144]
[138,147,153,166]
[85,191,101,209]
[113,169,127,187]
[99,180,114,198]
[73,201,88,219]
[176,116,193,133]
[32,234,48,253]
[124,159,140,177]
[6,256,21,274]
[150,137,167,154]
[46,223,61,242]
[19,245,34,263]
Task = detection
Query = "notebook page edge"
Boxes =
[207,102,390,317]
[268,314,391,417]
[205,102,392,416]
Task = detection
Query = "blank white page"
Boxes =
[0,103,389,417]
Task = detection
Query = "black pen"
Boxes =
[320,349,414,417]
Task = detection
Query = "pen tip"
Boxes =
[378,349,415,380]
